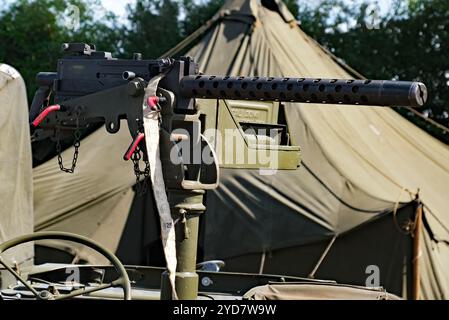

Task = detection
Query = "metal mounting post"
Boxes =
[160,189,206,300]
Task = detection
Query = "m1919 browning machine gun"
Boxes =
[28,43,427,300]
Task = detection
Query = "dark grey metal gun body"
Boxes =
[30,43,427,140]
[30,42,428,161]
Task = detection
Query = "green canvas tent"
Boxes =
[30,0,449,299]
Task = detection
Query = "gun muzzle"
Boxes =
[180,76,427,107]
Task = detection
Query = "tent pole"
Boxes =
[258,251,266,274]
[308,235,337,279]
[412,195,423,300]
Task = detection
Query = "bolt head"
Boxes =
[201,277,213,287]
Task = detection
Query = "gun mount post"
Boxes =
[156,85,218,300]
[160,189,205,300]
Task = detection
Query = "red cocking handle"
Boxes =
[123,132,145,161]
[31,104,61,127]
[147,96,160,110]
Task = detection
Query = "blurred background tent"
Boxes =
[0,64,34,283]
[31,0,449,299]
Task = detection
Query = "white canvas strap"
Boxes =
[142,75,178,300]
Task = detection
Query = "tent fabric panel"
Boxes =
[187,0,449,299]
[222,204,415,297]
[0,64,34,265]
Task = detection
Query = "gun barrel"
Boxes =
[180,76,427,107]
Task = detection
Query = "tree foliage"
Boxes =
[282,0,299,18]
[121,0,225,58]
[181,0,225,36]
[296,0,449,144]
[0,0,224,94]
[0,0,121,98]
[122,0,182,59]
[0,0,447,144]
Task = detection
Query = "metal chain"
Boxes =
[131,93,163,195]
[131,145,150,195]
[56,109,82,174]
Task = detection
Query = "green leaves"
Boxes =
[1,0,447,143]
[122,0,183,59]
[0,0,121,99]
[0,0,224,98]
[297,0,449,144]
[181,0,224,37]
[121,0,226,59]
